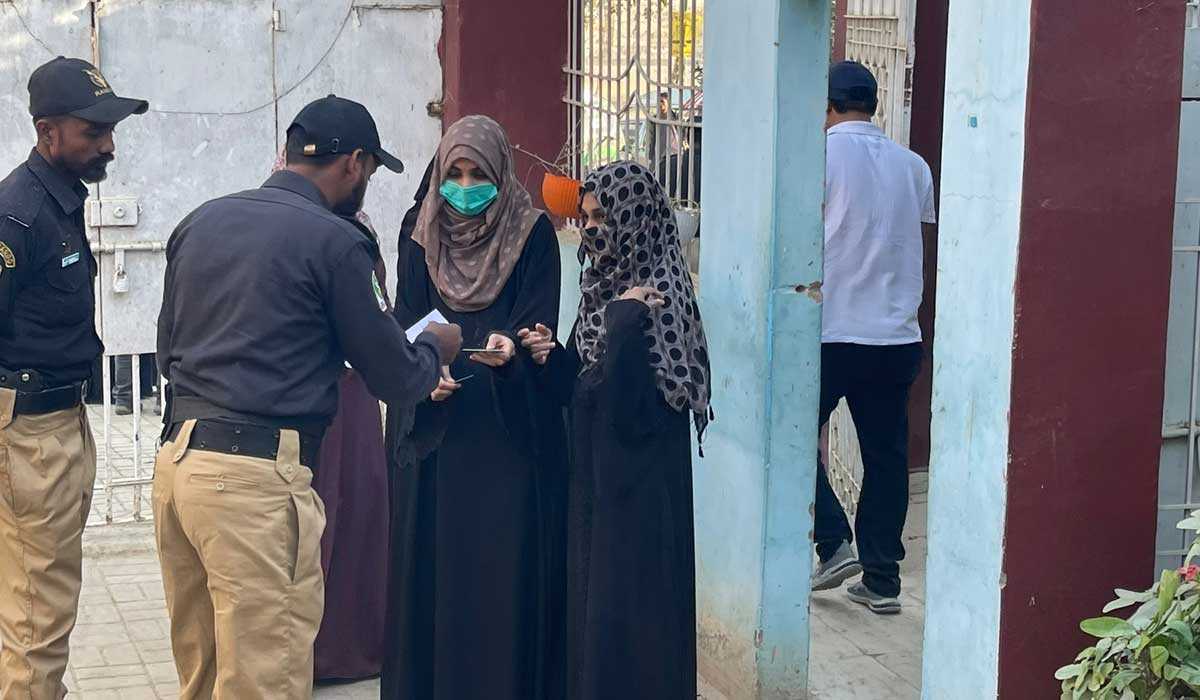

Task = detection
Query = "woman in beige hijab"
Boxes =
[382,115,567,700]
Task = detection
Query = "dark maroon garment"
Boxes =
[312,370,389,682]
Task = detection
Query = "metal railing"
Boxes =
[86,355,161,527]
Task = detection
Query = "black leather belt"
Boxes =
[17,384,84,416]
[165,419,320,468]
[6,384,85,417]
[0,368,85,417]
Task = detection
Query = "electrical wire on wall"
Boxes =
[1,0,357,118]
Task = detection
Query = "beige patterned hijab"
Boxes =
[413,115,543,312]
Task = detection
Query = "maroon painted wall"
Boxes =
[905,0,948,470]
[833,1,848,62]
[441,0,569,209]
[998,2,1185,698]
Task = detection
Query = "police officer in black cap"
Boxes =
[0,56,147,699]
[154,95,461,699]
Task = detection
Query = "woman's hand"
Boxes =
[430,366,461,402]
[470,333,516,367]
[518,323,556,366]
[620,286,665,309]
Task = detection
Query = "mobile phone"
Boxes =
[463,348,506,355]
[451,374,475,383]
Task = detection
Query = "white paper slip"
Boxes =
[406,309,449,343]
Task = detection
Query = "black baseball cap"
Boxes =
[287,95,404,174]
[829,61,878,103]
[28,56,148,123]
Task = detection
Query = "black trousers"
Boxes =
[112,353,159,406]
[815,342,922,598]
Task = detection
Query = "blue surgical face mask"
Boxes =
[440,180,498,216]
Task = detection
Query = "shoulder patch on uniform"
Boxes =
[0,242,14,269]
[371,271,387,312]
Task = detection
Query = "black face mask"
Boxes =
[578,226,601,265]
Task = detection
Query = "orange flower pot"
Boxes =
[542,173,583,219]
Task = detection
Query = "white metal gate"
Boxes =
[825,0,916,516]
[1156,0,1200,571]
[843,0,914,146]
[1,0,443,525]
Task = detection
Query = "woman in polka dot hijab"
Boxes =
[575,161,712,438]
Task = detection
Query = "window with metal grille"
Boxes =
[563,0,705,270]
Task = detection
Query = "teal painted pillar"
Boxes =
[697,2,829,698]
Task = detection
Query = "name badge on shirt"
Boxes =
[62,252,81,268]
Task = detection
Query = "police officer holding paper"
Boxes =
[154,95,461,699]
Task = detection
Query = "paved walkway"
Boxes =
[807,474,926,700]
[70,401,927,699]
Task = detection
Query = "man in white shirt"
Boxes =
[810,61,935,615]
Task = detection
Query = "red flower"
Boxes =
[1177,565,1200,582]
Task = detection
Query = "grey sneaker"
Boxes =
[811,542,862,592]
[847,582,902,615]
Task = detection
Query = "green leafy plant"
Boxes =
[1057,513,1200,699]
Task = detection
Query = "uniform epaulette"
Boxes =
[0,173,47,230]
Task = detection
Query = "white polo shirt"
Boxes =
[823,121,936,345]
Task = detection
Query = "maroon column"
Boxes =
[833,1,848,62]
[905,0,949,469]
[441,0,569,208]
[998,2,1184,697]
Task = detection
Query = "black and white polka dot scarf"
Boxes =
[576,161,712,440]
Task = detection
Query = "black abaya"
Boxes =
[382,215,567,700]
[542,299,698,700]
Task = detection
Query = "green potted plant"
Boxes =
[1057,513,1200,699]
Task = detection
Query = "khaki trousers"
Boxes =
[0,390,96,700]
[152,420,325,700]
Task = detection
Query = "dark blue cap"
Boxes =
[287,95,404,173]
[829,61,878,103]
[29,56,148,122]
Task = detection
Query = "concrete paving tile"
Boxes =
[124,619,166,642]
[108,583,148,602]
[78,603,122,625]
[77,673,152,691]
[72,622,132,647]
[145,661,177,684]
[75,663,145,680]
[808,653,919,700]
[874,650,923,690]
[70,645,107,669]
[100,643,142,666]
[810,613,873,661]
[810,588,924,658]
